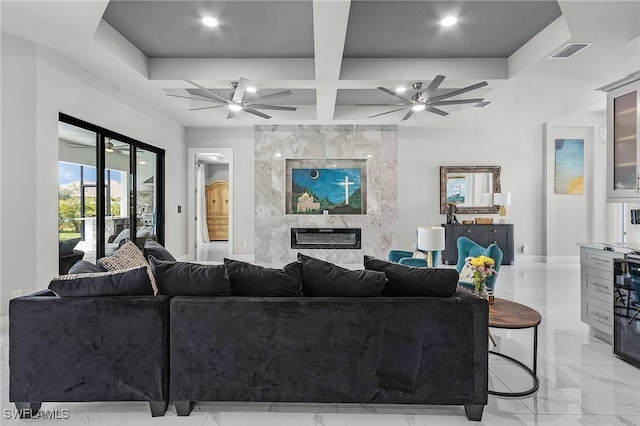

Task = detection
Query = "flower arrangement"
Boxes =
[464,255,498,298]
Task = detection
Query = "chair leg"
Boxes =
[464,404,484,421]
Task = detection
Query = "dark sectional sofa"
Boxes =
[9,244,489,421]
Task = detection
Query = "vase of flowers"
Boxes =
[464,255,498,303]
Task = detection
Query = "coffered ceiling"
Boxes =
[2,1,640,127]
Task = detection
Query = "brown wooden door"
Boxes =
[205,180,229,240]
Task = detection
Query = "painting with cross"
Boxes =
[291,168,362,214]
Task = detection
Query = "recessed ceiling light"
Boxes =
[412,104,426,111]
[246,86,257,93]
[202,17,219,27]
[440,16,457,27]
[395,86,407,93]
[138,160,147,165]
[228,103,243,112]
[274,152,282,157]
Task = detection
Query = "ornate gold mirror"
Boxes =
[440,166,501,214]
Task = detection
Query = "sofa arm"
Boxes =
[10,295,169,414]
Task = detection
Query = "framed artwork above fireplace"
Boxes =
[286,159,367,215]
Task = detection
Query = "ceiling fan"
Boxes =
[358,75,488,120]
[67,138,125,153]
[166,78,297,119]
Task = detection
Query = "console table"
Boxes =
[441,223,514,265]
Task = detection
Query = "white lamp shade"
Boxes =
[417,226,445,251]
[493,192,511,206]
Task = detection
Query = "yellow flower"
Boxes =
[470,255,494,268]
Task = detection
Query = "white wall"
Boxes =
[186,128,254,257]
[398,126,545,257]
[0,35,187,314]
[544,109,616,256]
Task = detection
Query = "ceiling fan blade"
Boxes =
[250,104,297,111]
[426,106,449,116]
[165,93,223,103]
[232,77,249,103]
[401,110,415,121]
[368,107,410,118]
[377,87,415,104]
[429,81,488,102]
[429,98,485,106]
[189,105,227,111]
[227,109,236,120]
[249,90,293,103]
[355,103,408,107]
[418,75,446,102]
[184,80,231,104]
[243,107,272,119]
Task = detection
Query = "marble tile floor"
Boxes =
[1,260,639,425]
[196,241,230,262]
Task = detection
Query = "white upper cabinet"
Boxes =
[607,81,640,202]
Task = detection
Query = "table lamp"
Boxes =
[417,226,446,268]
[493,192,511,224]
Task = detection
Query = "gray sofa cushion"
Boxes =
[364,255,458,297]
[48,266,153,297]
[224,258,302,297]
[298,253,385,297]
[148,257,231,297]
[143,240,176,262]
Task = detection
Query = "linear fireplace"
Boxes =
[291,228,361,250]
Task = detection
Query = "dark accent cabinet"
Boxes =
[442,224,514,265]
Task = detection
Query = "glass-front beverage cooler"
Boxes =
[614,255,640,368]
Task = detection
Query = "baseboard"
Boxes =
[545,255,580,264]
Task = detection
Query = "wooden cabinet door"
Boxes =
[205,181,229,240]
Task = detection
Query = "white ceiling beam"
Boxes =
[340,58,508,81]
[313,0,351,121]
[94,20,149,79]
[149,58,315,81]
[508,15,571,78]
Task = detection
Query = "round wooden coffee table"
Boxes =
[488,298,542,397]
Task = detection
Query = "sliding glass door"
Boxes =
[58,114,165,262]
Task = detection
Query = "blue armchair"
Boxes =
[388,250,440,268]
[456,236,503,293]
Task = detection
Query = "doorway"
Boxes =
[188,148,233,262]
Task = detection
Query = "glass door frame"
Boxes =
[59,113,165,259]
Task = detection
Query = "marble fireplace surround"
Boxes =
[254,125,398,265]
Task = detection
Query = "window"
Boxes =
[58,114,165,262]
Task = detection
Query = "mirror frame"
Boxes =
[440,166,502,214]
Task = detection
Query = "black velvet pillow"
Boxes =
[143,240,176,262]
[59,238,80,256]
[148,256,231,297]
[224,258,302,297]
[49,266,153,297]
[67,260,107,274]
[364,255,458,297]
[298,253,385,297]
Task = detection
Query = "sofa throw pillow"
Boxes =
[298,253,386,297]
[224,258,302,297]
[143,239,176,262]
[458,262,474,285]
[148,256,232,297]
[67,260,107,275]
[364,255,458,297]
[98,241,158,295]
[49,266,153,297]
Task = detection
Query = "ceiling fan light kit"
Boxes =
[168,77,297,120]
[360,75,489,121]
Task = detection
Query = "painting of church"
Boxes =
[291,168,362,214]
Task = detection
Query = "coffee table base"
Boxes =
[488,350,540,397]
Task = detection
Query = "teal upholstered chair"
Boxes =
[455,236,503,293]
[388,249,440,268]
